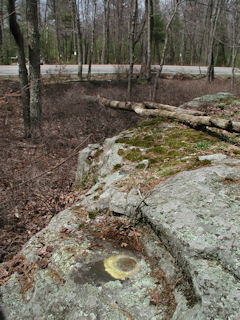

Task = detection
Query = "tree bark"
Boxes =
[87,0,96,80]
[0,22,2,64]
[105,0,110,64]
[115,0,124,64]
[76,0,83,79]
[26,0,42,137]
[37,0,41,29]
[52,0,61,62]
[231,45,238,91]
[8,0,31,138]
[146,0,153,80]
[230,1,240,91]
[72,0,83,80]
[206,0,222,83]
[0,0,3,64]
[71,0,78,64]
[127,0,138,100]
[152,2,179,101]
[101,0,109,64]
[81,0,90,65]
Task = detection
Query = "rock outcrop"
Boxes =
[143,163,240,319]
[1,103,240,319]
[75,135,240,320]
[180,92,235,109]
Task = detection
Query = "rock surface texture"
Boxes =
[180,92,235,109]
[75,138,240,319]
[142,163,240,320]
[1,106,240,319]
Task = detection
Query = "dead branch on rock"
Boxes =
[143,101,205,116]
[82,95,240,134]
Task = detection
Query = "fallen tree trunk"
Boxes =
[82,95,240,134]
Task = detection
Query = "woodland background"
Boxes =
[0,0,239,70]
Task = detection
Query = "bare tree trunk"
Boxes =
[231,45,238,91]
[101,0,106,64]
[0,24,2,64]
[230,2,239,91]
[101,0,109,64]
[114,0,124,64]
[0,0,3,64]
[76,0,83,79]
[152,2,179,101]
[116,1,122,64]
[83,40,88,64]
[106,0,110,64]
[71,0,78,64]
[8,0,30,138]
[87,0,96,80]
[81,0,89,64]
[26,0,42,138]
[127,0,138,100]
[169,25,175,64]
[146,0,153,80]
[206,0,222,83]
[44,0,49,63]
[37,0,41,29]
[71,0,83,79]
[52,0,61,62]
[179,32,184,65]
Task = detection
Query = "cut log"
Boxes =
[81,95,240,134]
[144,101,205,116]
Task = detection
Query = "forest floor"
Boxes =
[0,75,239,263]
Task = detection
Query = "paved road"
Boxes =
[0,64,239,77]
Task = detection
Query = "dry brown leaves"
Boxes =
[93,216,143,252]
[149,267,178,319]
[0,254,35,300]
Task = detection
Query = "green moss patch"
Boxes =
[138,117,165,128]
[114,118,231,182]
[125,148,146,162]
[233,149,240,155]
[162,168,181,177]
[147,146,168,154]
[116,135,153,148]
[185,158,211,170]
[136,163,146,169]
[88,210,99,220]
[148,157,164,165]
[113,163,122,171]
[218,97,236,105]
[78,223,87,230]
[118,149,125,156]
[75,176,88,190]
[94,149,104,158]
[196,141,210,149]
